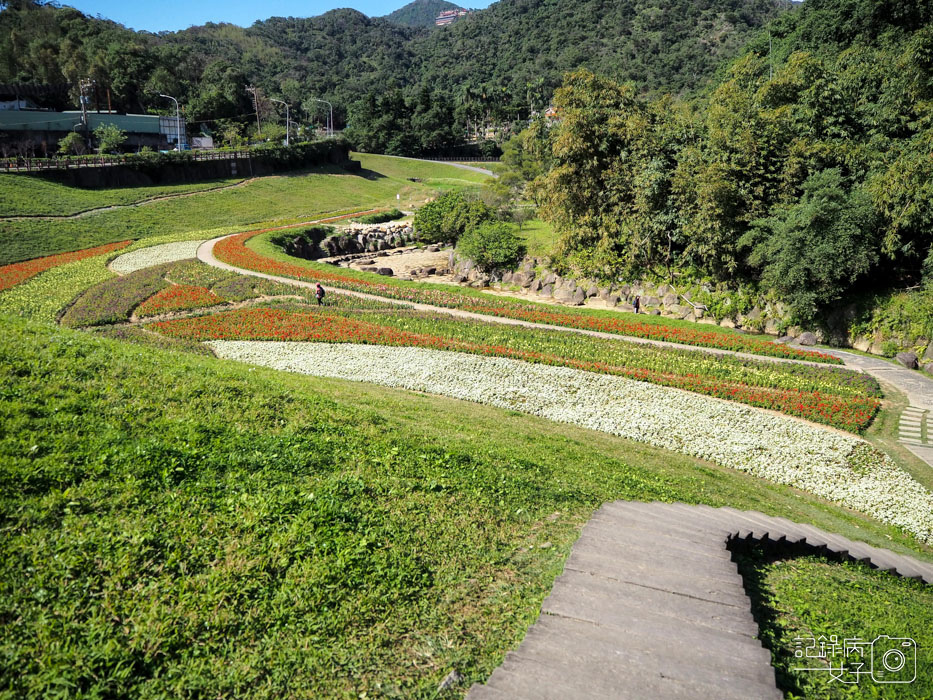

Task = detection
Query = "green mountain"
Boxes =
[0,0,790,154]
[384,0,464,28]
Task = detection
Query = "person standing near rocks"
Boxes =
[633,295,641,314]
[315,283,325,306]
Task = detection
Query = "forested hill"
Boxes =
[0,0,789,141]
[384,0,464,27]
[410,0,789,104]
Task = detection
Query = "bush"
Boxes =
[354,208,405,225]
[414,192,494,244]
[457,221,527,272]
[269,226,335,260]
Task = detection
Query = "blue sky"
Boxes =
[63,1,494,33]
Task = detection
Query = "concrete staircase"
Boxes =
[467,501,933,700]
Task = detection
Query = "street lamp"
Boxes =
[158,94,184,149]
[270,98,290,146]
[308,97,334,138]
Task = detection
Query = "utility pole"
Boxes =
[308,97,333,137]
[271,98,290,146]
[246,85,262,137]
[159,94,183,149]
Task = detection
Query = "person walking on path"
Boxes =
[315,283,325,306]
[633,295,640,314]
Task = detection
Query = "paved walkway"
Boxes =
[466,501,933,700]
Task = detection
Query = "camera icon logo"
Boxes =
[871,636,916,684]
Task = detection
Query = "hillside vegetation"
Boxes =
[0,0,789,155]
[527,0,933,331]
[384,0,463,27]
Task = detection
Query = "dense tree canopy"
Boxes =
[0,0,789,153]
[536,0,933,321]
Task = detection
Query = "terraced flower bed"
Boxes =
[0,240,131,292]
[136,285,224,317]
[206,341,933,544]
[213,230,842,364]
[61,263,172,327]
[152,308,880,432]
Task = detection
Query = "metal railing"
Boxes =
[0,150,252,173]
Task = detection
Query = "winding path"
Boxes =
[467,501,932,700]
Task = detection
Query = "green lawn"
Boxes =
[1,315,930,698]
[517,218,558,258]
[0,174,245,217]
[0,157,488,266]
[738,546,933,698]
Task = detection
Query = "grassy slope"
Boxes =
[1,316,930,698]
[0,155,487,266]
[739,548,933,699]
[0,174,245,218]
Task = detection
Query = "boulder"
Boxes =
[529,279,542,292]
[502,271,514,284]
[554,286,575,303]
[642,296,661,308]
[649,309,661,315]
[776,335,793,344]
[376,267,394,276]
[360,266,378,273]
[896,352,919,369]
[598,287,611,301]
[719,318,736,329]
[657,284,671,297]
[542,272,557,286]
[586,284,599,298]
[745,306,762,322]
[607,294,621,307]
[924,343,933,362]
[764,318,780,335]
[684,312,697,323]
[797,331,818,346]
[540,283,554,297]
[426,245,440,252]
[424,267,436,276]
[376,251,389,257]
[851,336,871,353]
[697,316,718,325]
[923,362,933,376]
[571,288,586,305]
[662,293,678,307]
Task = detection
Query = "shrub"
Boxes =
[457,221,526,272]
[414,192,494,244]
[354,209,405,225]
[269,226,335,260]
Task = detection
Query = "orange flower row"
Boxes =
[0,240,132,292]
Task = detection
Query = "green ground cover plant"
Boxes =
[0,316,929,698]
[0,174,245,218]
[353,208,405,224]
[0,156,488,266]
[737,547,933,699]
[0,254,116,322]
